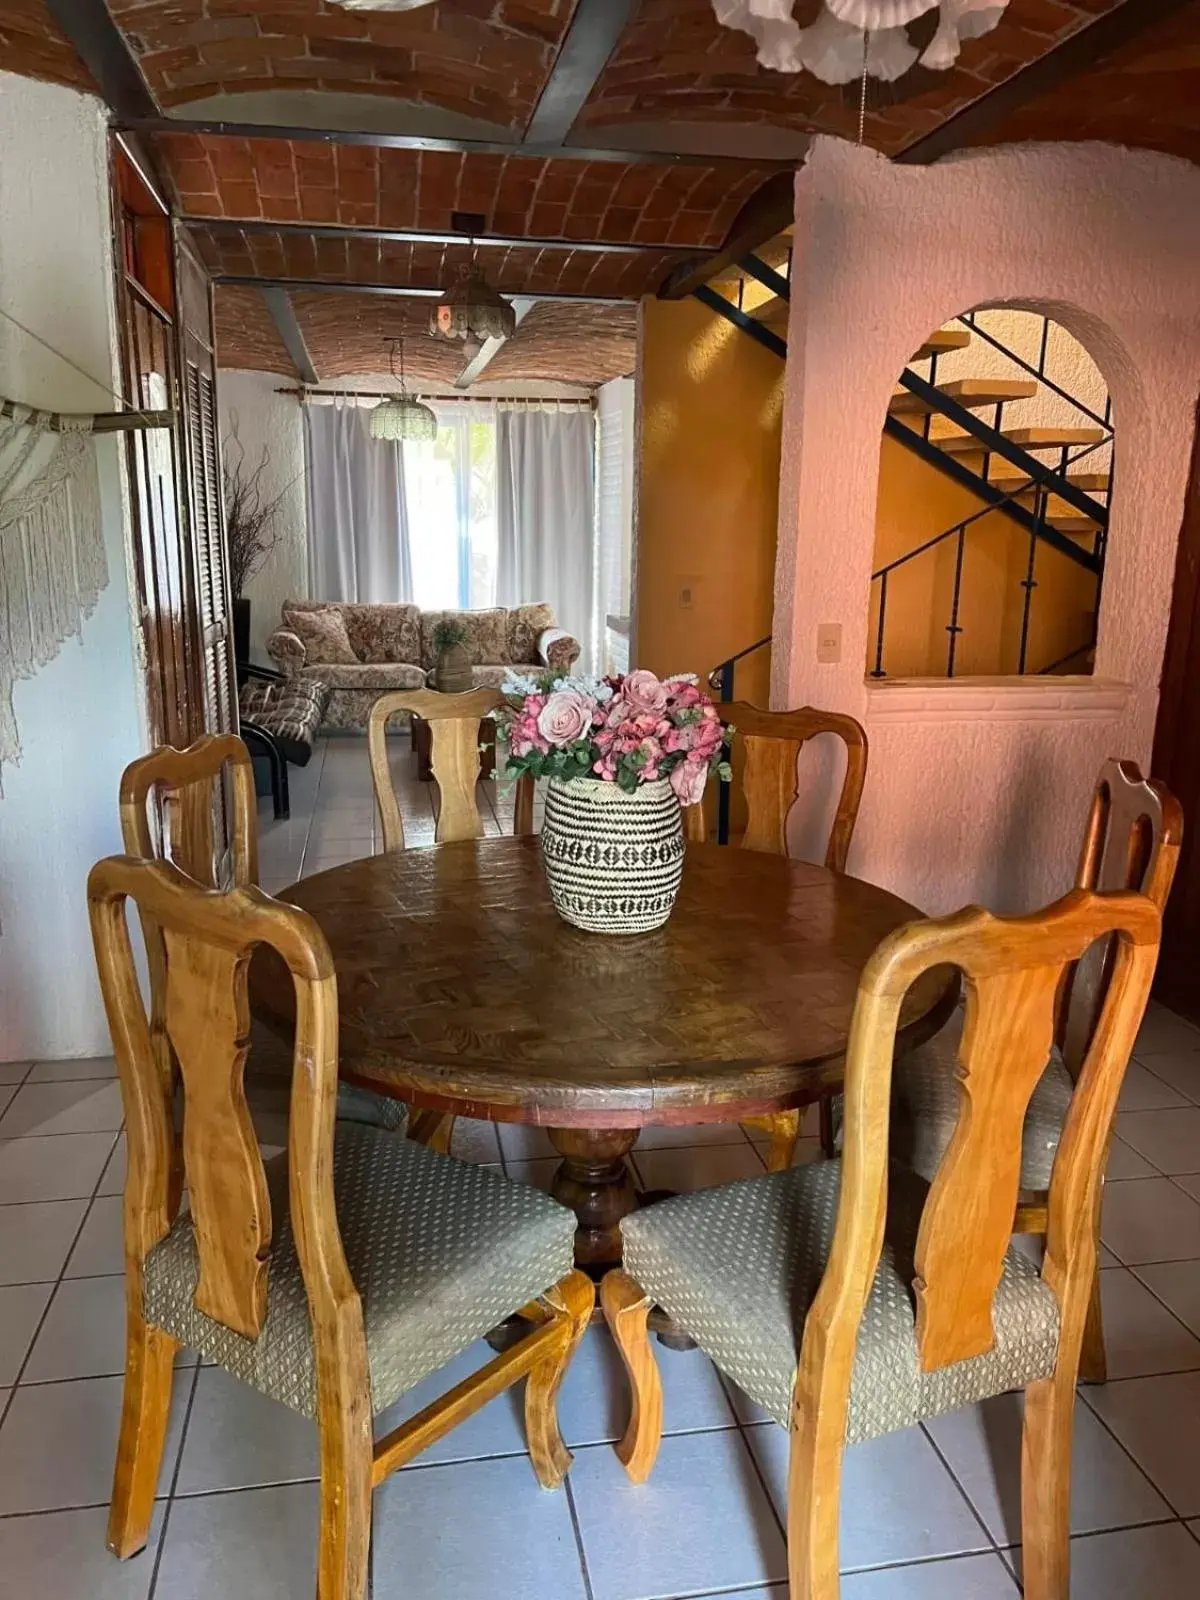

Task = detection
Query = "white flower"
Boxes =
[501,670,543,697]
[551,674,614,702]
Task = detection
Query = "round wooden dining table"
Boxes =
[251,836,953,1275]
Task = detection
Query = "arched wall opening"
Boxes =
[869,306,1113,681]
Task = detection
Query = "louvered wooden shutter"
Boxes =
[177,235,236,736]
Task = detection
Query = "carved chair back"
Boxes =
[367,687,533,849]
[120,734,258,889]
[684,702,868,870]
[797,888,1161,1438]
[88,855,357,1348]
[1060,759,1182,1076]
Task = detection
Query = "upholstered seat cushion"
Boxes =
[621,1161,1060,1440]
[239,676,330,764]
[320,662,427,692]
[143,1125,575,1419]
[891,1010,1075,1191]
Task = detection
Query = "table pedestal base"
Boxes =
[547,1127,638,1277]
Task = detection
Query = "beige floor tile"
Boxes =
[1085,1371,1200,1516]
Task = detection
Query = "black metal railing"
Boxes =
[878,312,1116,679]
[706,635,771,843]
[871,435,1109,679]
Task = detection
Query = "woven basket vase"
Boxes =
[540,776,685,935]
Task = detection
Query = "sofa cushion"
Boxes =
[321,662,427,691]
[506,602,555,665]
[344,604,421,666]
[421,608,509,670]
[284,605,357,664]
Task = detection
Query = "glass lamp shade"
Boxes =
[332,1,436,12]
[368,396,438,442]
[430,262,517,343]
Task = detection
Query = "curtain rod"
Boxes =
[274,386,595,408]
[0,397,176,434]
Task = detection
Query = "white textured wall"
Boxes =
[219,370,309,658]
[775,138,1200,916]
[0,73,145,1059]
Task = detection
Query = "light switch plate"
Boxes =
[816,622,842,664]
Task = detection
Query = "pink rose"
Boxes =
[670,759,708,807]
[536,689,595,747]
[620,669,668,718]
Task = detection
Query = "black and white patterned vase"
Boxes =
[540,776,685,934]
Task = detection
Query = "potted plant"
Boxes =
[496,669,732,934]
[432,617,473,693]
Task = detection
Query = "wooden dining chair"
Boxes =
[891,759,1182,1383]
[121,735,407,1136]
[602,885,1162,1599]
[88,853,593,1600]
[367,686,534,851]
[367,688,534,1151]
[684,703,869,1171]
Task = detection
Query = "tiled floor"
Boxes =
[3,735,1200,1596]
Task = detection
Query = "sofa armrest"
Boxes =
[266,627,306,679]
[537,627,580,674]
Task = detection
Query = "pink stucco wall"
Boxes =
[774,137,1200,916]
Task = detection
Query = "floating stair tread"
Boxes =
[890,379,1037,417]
[911,330,972,360]
[933,424,1106,455]
[989,470,1111,495]
[1046,513,1102,535]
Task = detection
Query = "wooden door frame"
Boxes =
[1150,392,1200,1015]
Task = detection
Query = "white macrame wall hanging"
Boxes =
[0,402,108,794]
[712,0,1009,84]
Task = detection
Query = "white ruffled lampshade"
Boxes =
[920,0,1007,70]
[710,0,1010,84]
[823,0,938,27]
[799,8,919,84]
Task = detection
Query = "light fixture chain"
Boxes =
[858,28,870,146]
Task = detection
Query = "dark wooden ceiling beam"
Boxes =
[896,0,1197,164]
[658,171,796,300]
[523,0,636,147]
[260,287,319,385]
[219,277,630,307]
[119,115,782,169]
[185,216,674,257]
[45,0,158,119]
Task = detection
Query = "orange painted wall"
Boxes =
[869,432,1099,678]
[633,295,784,707]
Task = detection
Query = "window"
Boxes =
[404,407,498,611]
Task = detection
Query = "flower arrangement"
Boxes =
[497,667,732,807]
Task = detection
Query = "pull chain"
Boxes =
[858,28,870,146]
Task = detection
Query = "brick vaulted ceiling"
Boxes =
[5,1,1199,384]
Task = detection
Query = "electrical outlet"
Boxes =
[816,622,842,664]
[679,581,695,609]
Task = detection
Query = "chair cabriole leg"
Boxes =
[600,1268,662,1483]
[1021,1367,1074,1600]
[108,1309,179,1558]
[525,1269,595,1488]
[315,1392,373,1600]
[786,1410,844,1600]
[1078,1252,1107,1384]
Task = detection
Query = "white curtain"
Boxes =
[303,399,414,602]
[496,403,597,672]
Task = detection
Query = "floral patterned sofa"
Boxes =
[265,600,580,733]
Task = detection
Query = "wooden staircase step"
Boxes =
[890,378,1037,417]
[933,424,1107,456]
[1046,513,1102,537]
[910,329,972,361]
[988,470,1111,496]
